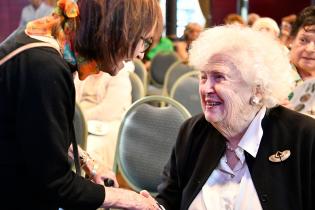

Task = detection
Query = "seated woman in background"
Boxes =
[19,0,53,27]
[252,17,280,40]
[286,6,315,116]
[174,22,203,61]
[153,25,314,210]
[223,13,245,26]
[143,36,174,70]
[290,5,315,81]
[247,12,260,27]
[74,61,133,122]
[280,14,297,48]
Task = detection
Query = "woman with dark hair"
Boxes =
[290,5,315,81]
[175,23,203,61]
[288,6,315,116]
[280,14,296,48]
[0,0,162,209]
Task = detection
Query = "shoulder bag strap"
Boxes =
[0,42,61,66]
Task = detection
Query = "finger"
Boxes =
[140,190,150,197]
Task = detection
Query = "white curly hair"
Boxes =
[189,25,294,108]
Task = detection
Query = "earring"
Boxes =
[250,96,261,106]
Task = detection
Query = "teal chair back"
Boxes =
[73,103,88,150]
[114,96,191,193]
[129,72,145,103]
[170,71,202,116]
[163,61,194,96]
[150,52,180,88]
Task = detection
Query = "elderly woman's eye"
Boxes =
[214,74,225,82]
[200,73,207,81]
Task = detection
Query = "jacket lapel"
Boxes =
[182,127,226,209]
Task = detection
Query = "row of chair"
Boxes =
[133,56,202,116]
[73,54,203,195]
[119,56,203,193]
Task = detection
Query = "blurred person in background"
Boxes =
[247,12,260,27]
[286,6,315,116]
[174,22,203,61]
[19,0,53,27]
[252,17,280,40]
[223,13,245,26]
[143,36,174,69]
[280,14,297,49]
[290,6,315,81]
[0,0,162,209]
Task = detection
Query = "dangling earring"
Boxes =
[249,95,261,106]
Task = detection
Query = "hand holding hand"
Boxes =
[140,190,161,209]
[102,188,160,210]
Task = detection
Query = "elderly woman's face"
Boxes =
[290,25,315,77]
[199,55,253,125]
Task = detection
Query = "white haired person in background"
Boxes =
[252,17,280,40]
[151,25,314,210]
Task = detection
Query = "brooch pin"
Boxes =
[268,150,291,162]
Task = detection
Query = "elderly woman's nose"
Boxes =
[204,79,215,92]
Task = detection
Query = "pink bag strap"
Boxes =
[0,42,61,66]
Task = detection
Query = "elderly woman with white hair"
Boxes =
[153,25,315,210]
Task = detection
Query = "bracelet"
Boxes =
[156,202,165,210]
[79,150,93,167]
[77,148,99,179]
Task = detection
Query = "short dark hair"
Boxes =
[223,13,245,25]
[281,14,296,25]
[291,5,315,37]
[75,0,163,73]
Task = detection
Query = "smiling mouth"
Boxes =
[206,101,222,107]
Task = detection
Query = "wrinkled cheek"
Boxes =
[219,91,239,122]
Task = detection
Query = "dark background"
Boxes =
[0,0,312,43]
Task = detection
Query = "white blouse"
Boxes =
[189,107,266,210]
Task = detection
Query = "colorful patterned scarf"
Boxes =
[26,0,99,78]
